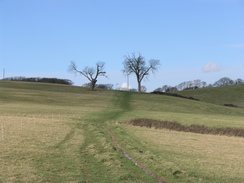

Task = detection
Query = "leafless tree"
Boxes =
[68,61,107,90]
[141,85,147,93]
[236,78,244,84]
[122,52,160,92]
[162,85,170,92]
[213,77,234,87]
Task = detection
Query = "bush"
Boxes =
[82,83,114,90]
[223,104,239,108]
[151,91,199,101]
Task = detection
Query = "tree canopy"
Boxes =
[68,61,107,90]
[122,52,160,92]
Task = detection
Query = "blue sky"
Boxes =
[1,0,244,91]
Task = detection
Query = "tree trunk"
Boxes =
[91,79,97,90]
[137,80,141,92]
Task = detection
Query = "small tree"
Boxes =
[153,87,164,92]
[122,52,160,92]
[236,78,244,85]
[162,85,170,92]
[68,61,107,90]
[213,77,234,87]
[141,85,147,93]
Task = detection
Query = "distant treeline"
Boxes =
[82,82,114,90]
[154,77,244,92]
[2,77,73,85]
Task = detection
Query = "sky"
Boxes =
[1,0,244,91]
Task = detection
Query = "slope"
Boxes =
[172,84,244,108]
[1,81,244,183]
[113,91,244,128]
[0,81,156,182]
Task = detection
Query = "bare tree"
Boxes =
[153,87,164,92]
[236,78,244,84]
[162,85,170,92]
[213,77,234,87]
[122,52,160,92]
[141,85,147,93]
[68,61,107,90]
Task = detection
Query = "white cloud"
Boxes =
[202,62,221,72]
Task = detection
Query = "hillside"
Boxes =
[0,81,244,183]
[172,84,244,108]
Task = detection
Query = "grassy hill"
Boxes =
[0,81,244,183]
[172,84,244,108]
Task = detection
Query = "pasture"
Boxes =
[0,81,244,182]
[172,84,244,108]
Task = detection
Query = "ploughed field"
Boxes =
[0,81,244,183]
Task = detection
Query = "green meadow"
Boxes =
[0,81,244,182]
[173,84,244,108]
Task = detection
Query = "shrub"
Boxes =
[223,104,239,108]
[128,118,244,137]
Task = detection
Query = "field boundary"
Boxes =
[128,118,244,137]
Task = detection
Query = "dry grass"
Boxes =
[1,81,244,182]
[0,114,84,182]
[121,125,244,182]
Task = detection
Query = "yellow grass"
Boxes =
[0,114,84,182]
[121,125,244,182]
[1,81,244,182]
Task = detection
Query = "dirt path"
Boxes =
[102,124,167,183]
[99,92,167,183]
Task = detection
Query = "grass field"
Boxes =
[172,84,244,108]
[0,81,244,182]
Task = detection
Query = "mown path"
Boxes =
[78,91,166,183]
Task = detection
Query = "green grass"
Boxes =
[0,81,155,182]
[114,125,244,183]
[172,84,244,108]
[1,81,244,183]
[114,92,244,128]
